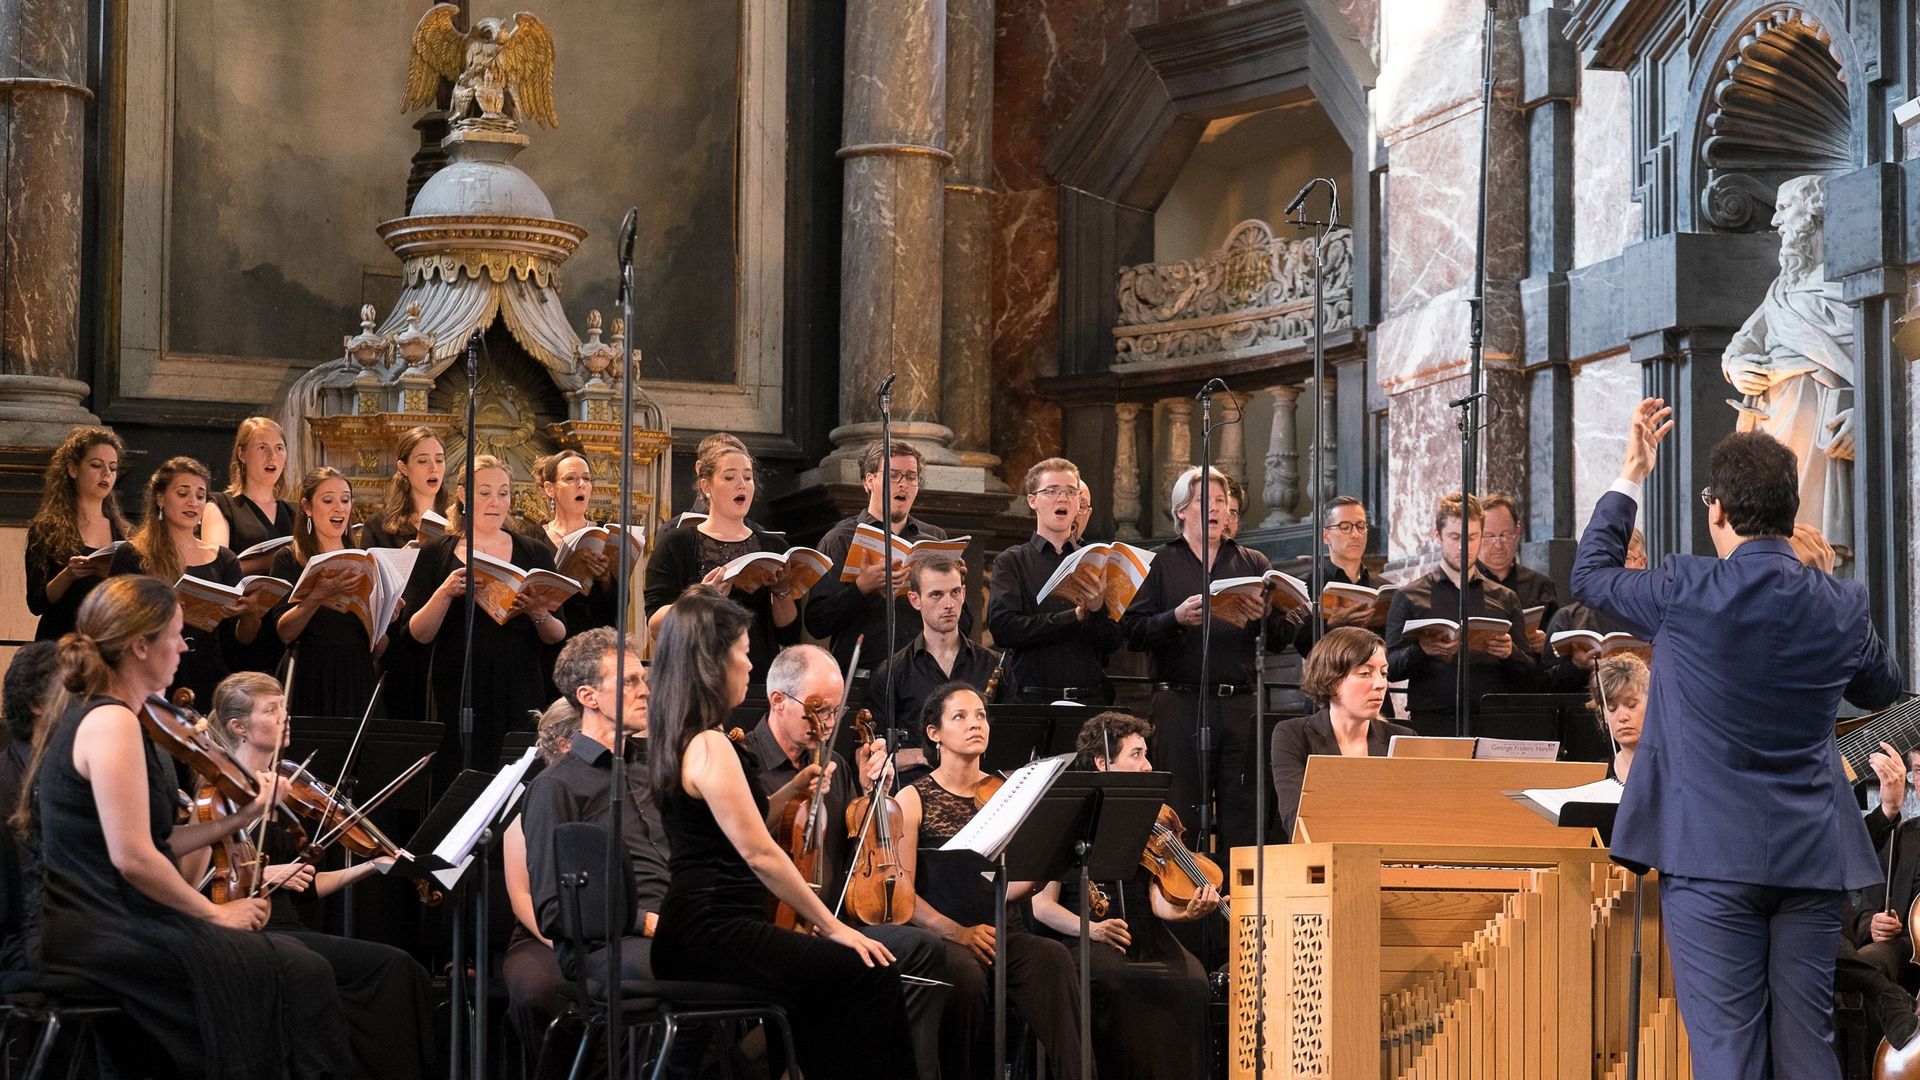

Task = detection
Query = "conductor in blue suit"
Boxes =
[1572,397,1904,1080]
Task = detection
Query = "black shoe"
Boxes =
[1874,987,1920,1051]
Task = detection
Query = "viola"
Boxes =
[972,774,1005,809]
[844,710,915,926]
[1139,804,1229,918]
[273,760,443,906]
[772,697,840,931]
[192,780,261,905]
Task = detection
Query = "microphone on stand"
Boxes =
[618,208,638,268]
[1196,377,1227,402]
[877,370,897,402]
[1284,181,1316,217]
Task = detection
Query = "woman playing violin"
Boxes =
[206,672,435,1080]
[894,680,1086,1080]
[1029,710,1217,1079]
[17,575,352,1079]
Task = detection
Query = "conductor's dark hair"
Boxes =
[1706,432,1799,539]
[647,585,754,806]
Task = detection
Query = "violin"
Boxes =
[972,774,1005,809]
[193,780,262,905]
[844,709,915,926]
[1139,804,1229,918]
[273,761,443,906]
[772,696,839,931]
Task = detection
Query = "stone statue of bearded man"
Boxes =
[1721,174,1854,556]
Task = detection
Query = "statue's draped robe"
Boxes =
[1724,267,1853,550]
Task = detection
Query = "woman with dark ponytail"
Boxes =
[23,575,352,1079]
[648,585,913,1079]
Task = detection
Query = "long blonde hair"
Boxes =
[131,457,214,584]
[14,576,179,836]
[290,466,351,565]
[378,426,450,534]
[27,426,131,559]
[225,417,290,500]
[207,672,283,754]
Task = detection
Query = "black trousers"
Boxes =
[1835,932,1916,1041]
[503,933,568,1067]
[273,929,436,1080]
[862,923,948,1080]
[1148,689,1264,854]
[942,930,1085,1080]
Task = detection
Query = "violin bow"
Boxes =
[316,672,386,844]
[250,685,294,898]
[259,752,433,900]
[803,636,864,850]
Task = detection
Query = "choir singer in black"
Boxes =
[987,457,1122,707]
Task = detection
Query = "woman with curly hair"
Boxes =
[23,427,131,642]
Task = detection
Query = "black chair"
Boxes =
[540,822,800,1080]
[0,829,123,1080]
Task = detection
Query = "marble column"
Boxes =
[831,0,958,464]
[1113,401,1143,540]
[937,0,1000,484]
[0,0,98,447]
[1261,383,1302,528]
[1159,397,1193,525]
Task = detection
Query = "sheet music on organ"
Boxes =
[941,753,1072,862]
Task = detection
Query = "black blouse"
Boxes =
[24,520,124,642]
[644,522,801,686]
[211,492,293,555]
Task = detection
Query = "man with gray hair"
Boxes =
[739,644,956,1080]
[1123,465,1301,853]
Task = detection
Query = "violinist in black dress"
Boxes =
[647,587,914,1080]
[23,426,129,642]
[269,468,379,720]
[109,457,271,711]
[207,672,436,1080]
[26,574,351,1080]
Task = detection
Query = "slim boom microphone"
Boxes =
[618,208,638,268]
[1195,377,1227,401]
[877,370,897,398]
[1284,181,1316,217]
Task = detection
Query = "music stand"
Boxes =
[982,705,1079,775]
[1475,692,1611,763]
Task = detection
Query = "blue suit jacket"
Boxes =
[1571,489,1903,890]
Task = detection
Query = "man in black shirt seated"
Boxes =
[805,440,967,674]
[738,644,956,1080]
[1122,465,1299,853]
[1384,492,1536,735]
[1476,493,1558,656]
[1836,746,1920,1051]
[986,456,1123,707]
[1540,528,1646,692]
[521,628,667,979]
[870,554,999,731]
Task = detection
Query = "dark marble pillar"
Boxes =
[832,0,956,463]
[0,0,97,448]
[938,0,1001,486]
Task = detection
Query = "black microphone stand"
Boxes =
[604,206,639,1080]
[878,370,899,716]
[1193,382,1220,857]
[1286,177,1341,648]
[1448,0,1499,737]
[449,327,483,1079]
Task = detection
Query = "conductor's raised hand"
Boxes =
[1620,398,1675,484]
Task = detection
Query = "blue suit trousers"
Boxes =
[1661,874,1844,1080]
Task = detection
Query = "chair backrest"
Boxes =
[553,821,635,951]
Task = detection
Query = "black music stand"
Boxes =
[982,704,1082,775]
[1475,693,1611,763]
[288,716,444,938]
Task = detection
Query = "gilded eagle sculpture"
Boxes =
[403,3,558,132]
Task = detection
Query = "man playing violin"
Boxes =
[739,643,953,1080]
[1836,740,1920,1054]
[1029,710,1217,1079]
[206,671,437,1080]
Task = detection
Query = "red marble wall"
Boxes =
[988,0,1241,488]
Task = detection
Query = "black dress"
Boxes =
[23,520,123,642]
[268,548,377,720]
[1049,868,1210,1080]
[527,523,623,635]
[260,821,436,1080]
[109,545,254,711]
[652,736,913,1079]
[398,533,555,781]
[34,694,351,1079]
[212,491,294,554]
[360,517,429,724]
[643,524,801,687]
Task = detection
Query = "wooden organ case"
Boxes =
[1227,757,1690,1079]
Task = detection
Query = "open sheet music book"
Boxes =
[428,746,539,888]
[1208,570,1311,624]
[234,535,295,563]
[1034,541,1156,618]
[940,754,1073,863]
[718,547,832,596]
[174,574,294,631]
[1321,581,1397,628]
[417,510,451,542]
[468,551,582,625]
[1403,616,1515,652]
[841,523,971,595]
[288,547,419,646]
[80,540,127,575]
[552,523,644,584]
[1549,629,1653,663]
[1507,777,1623,824]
